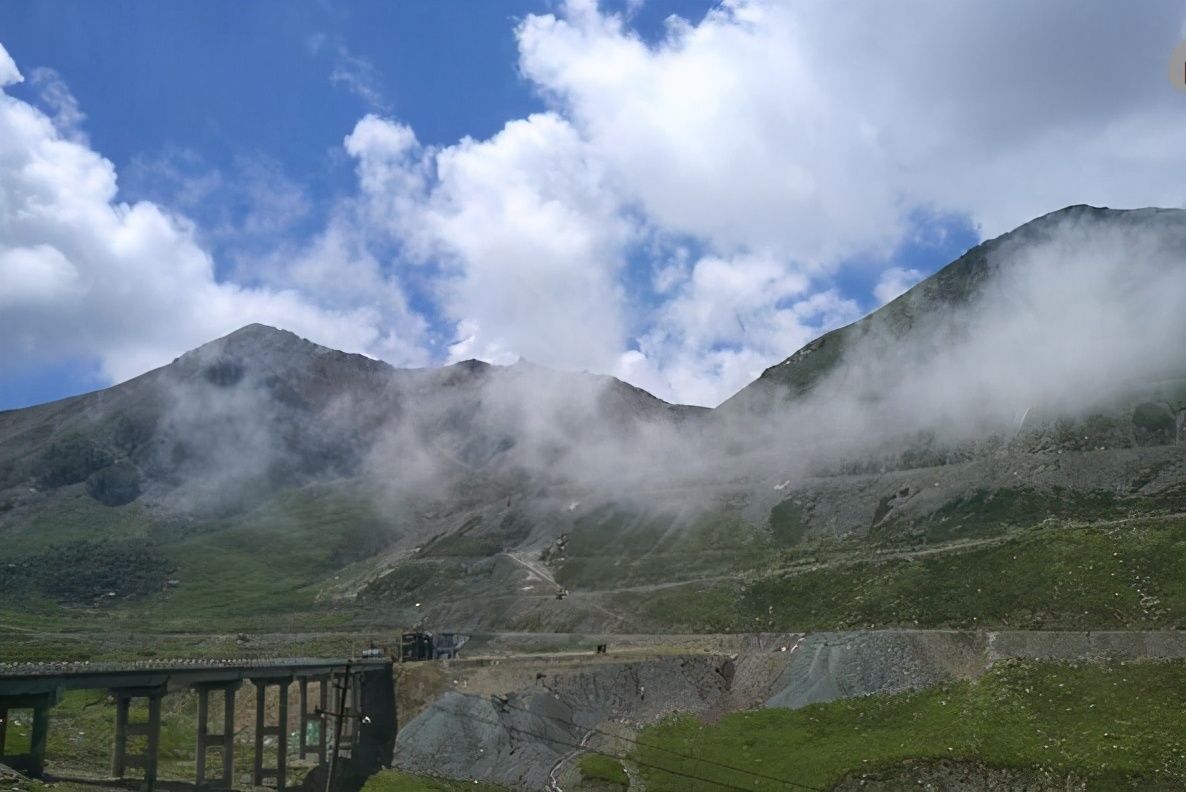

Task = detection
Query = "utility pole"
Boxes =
[324,663,351,792]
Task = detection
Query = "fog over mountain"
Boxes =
[719,205,1186,465]
[3,206,1185,508]
[1,205,1184,627]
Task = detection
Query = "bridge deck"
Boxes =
[0,657,390,696]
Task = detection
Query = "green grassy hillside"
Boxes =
[633,659,1186,790]
[628,515,1186,632]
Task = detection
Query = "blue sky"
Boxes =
[1,1,1183,409]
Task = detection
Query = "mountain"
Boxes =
[1,205,1185,635]
[0,323,701,513]
[722,205,1186,415]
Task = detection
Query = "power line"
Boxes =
[447,690,822,791]
[421,698,822,792]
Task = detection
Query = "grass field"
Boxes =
[630,516,1186,632]
[361,769,510,792]
[632,659,1186,790]
[0,483,412,636]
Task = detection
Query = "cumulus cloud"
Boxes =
[345,112,633,374]
[873,267,923,306]
[0,46,20,87]
[0,42,426,386]
[521,0,1186,254]
[337,0,1186,405]
[27,67,86,143]
[8,1,1186,409]
[615,253,860,404]
[518,0,904,266]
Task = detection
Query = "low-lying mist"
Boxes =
[137,207,1185,524]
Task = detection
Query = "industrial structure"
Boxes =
[398,632,466,661]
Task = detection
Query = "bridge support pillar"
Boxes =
[195,681,240,788]
[327,671,359,754]
[0,691,60,779]
[109,687,163,792]
[333,671,363,753]
[251,677,291,789]
[298,676,328,763]
[111,696,128,777]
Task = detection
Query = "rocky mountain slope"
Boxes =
[1,205,1184,633]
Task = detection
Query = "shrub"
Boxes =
[86,462,142,506]
[35,433,113,487]
[1133,402,1174,438]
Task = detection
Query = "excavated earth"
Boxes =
[393,629,1186,789]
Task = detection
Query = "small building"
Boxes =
[399,632,467,661]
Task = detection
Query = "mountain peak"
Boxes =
[185,324,325,362]
[222,323,292,341]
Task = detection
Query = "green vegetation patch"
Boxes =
[0,539,174,604]
[769,498,809,546]
[558,508,766,590]
[148,485,393,620]
[1132,402,1175,438]
[633,659,1186,791]
[33,432,113,487]
[579,754,630,787]
[634,517,1186,631]
[421,512,533,558]
[912,487,1124,543]
[361,770,510,792]
[85,461,142,506]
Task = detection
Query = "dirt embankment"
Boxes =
[765,630,986,709]
[395,651,794,788]
[393,629,1186,789]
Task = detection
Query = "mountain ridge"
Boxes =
[1,204,1184,634]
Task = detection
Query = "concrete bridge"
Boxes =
[0,657,396,792]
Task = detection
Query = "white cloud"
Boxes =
[518,0,1186,259]
[27,67,86,143]
[0,46,20,87]
[9,2,1186,409]
[125,148,315,268]
[618,253,860,404]
[0,42,427,385]
[332,0,1186,406]
[346,111,633,374]
[0,245,83,306]
[326,43,390,113]
[873,267,923,306]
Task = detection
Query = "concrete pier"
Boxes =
[0,691,59,777]
[109,687,164,791]
[195,681,239,788]
[298,676,328,763]
[251,676,291,789]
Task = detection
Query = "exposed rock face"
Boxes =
[396,653,792,789]
[393,630,1186,789]
[765,630,987,709]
